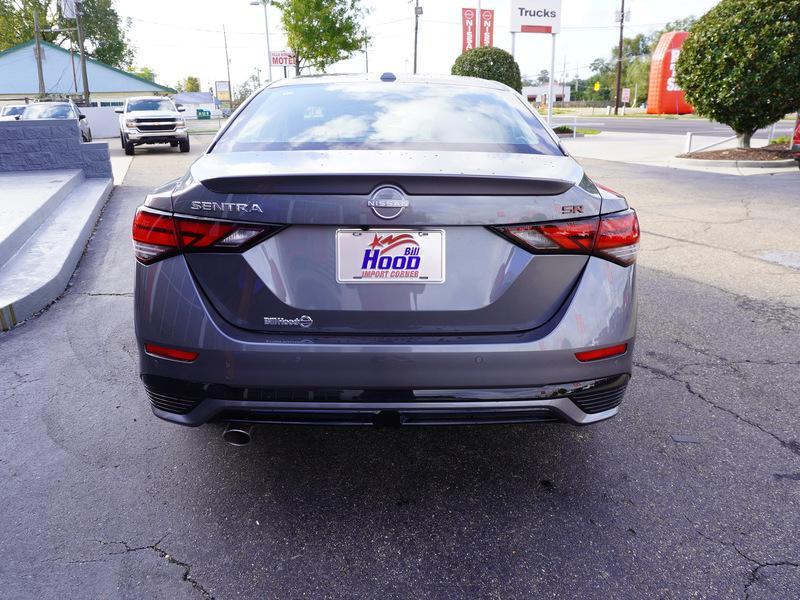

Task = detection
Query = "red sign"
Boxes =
[646,32,693,115]
[480,9,494,47]
[462,8,476,53]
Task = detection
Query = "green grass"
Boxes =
[577,128,600,135]
[770,135,790,145]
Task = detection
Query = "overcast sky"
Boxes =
[117,0,719,92]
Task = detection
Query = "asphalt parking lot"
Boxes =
[1,138,798,599]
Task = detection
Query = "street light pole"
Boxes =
[250,0,273,82]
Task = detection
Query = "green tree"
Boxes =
[0,0,134,68]
[269,0,368,75]
[534,69,549,85]
[130,66,156,82]
[184,76,200,92]
[676,0,800,148]
[452,47,522,93]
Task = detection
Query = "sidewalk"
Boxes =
[561,131,794,176]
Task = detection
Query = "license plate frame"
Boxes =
[336,229,446,284]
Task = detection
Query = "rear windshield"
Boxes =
[127,99,174,112]
[213,82,561,155]
[21,104,75,119]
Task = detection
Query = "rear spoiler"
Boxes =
[200,175,574,196]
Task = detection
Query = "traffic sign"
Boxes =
[621,87,631,103]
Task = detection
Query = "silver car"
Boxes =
[19,101,92,141]
[133,74,638,441]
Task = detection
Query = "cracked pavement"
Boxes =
[0,143,798,598]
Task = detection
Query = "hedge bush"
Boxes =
[451,47,522,93]
[676,0,800,148]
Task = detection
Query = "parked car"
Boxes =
[132,74,639,444]
[19,101,92,141]
[792,111,800,169]
[0,104,27,121]
[116,96,189,156]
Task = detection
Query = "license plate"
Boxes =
[336,229,445,284]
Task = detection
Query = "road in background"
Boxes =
[1,141,798,598]
[551,115,795,139]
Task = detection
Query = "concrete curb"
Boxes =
[674,157,798,169]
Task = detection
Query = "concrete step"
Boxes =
[0,177,113,330]
[0,170,84,268]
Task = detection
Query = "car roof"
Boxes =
[127,96,172,101]
[265,73,511,92]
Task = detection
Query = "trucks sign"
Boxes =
[509,0,562,34]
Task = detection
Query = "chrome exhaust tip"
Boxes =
[222,424,253,446]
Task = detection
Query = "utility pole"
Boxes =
[75,2,90,104]
[33,9,46,97]
[413,0,422,74]
[613,0,625,116]
[223,25,233,110]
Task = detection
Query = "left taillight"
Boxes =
[132,207,277,264]
[492,209,640,266]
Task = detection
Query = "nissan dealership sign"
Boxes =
[510,0,562,34]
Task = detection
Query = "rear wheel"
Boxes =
[124,139,135,156]
[179,138,190,153]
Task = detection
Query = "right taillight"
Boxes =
[594,210,640,266]
[492,209,640,266]
[132,207,280,264]
[793,117,800,145]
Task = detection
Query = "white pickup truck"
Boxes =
[116,96,189,156]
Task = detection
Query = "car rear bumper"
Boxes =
[142,373,630,426]
[135,255,637,425]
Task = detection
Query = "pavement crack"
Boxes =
[684,515,799,600]
[97,536,213,599]
[79,292,134,297]
[634,361,800,459]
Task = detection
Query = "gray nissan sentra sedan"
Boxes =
[133,73,638,440]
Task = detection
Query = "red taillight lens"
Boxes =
[575,343,628,362]
[132,208,274,264]
[594,210,640,266]
[144,343,198,362]
[493,209,639,266]
[132,208,179,263]
[793,118,800,145]
[497,217,598,253]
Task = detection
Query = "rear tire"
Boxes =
[124,140,135,156]
[179,138,190,153]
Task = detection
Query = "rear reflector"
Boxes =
[144,343,198,362]
[575,343,628,362]
[132,207,281,264]
[493,209,639,266]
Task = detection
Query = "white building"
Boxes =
[522,84,571,104]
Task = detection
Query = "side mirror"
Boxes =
[14,115,21,120]
[114,108,123,113]
[78,114,86,120]
[178,107,186,112]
